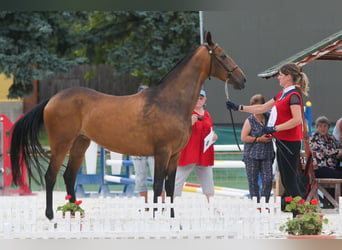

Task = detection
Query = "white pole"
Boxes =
[199,11,206,91]
[199,11,204,44]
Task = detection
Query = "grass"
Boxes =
[8,127,248,192]
[8,152,248,193]
[38,128,49,147]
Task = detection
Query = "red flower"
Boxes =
[75,200,82,205]
[297,199,305,205]
[285,196,293,202]
[310,199,318,205]
[65,195,72,200]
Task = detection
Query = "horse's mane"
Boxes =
[155,48,197,86]
[143,48,198,115]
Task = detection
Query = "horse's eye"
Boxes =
[220,54,227,60]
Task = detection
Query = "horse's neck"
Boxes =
[160,47,209,118]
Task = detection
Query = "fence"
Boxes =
[0,193,293,239]
[1,193,341,239]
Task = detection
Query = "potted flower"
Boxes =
[279,196,335,239]
[56,195,85,217]
[279,211,330,238]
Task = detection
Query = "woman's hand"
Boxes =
[258,134,272,143]
[226,100,240,111]
[213,132,218,142]
[337,149,342,159]
[191,114,199,125]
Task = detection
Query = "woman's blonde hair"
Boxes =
[279,62,309,96]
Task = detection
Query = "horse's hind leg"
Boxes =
[63,136,91,202]
[45,150,70,220]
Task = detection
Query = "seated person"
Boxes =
[310,116,342,177]
[309,116,342,207]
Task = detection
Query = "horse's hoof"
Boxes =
[46,210,54,220]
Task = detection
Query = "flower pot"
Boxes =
[287,235,336,239]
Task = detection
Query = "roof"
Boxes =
[258,30,342,79]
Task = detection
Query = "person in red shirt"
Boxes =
[226,63,309,210]
[174,89,218,202]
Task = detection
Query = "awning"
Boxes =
[258,30,342,79]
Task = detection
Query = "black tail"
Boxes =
[10,99,50,186]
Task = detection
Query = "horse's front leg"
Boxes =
[164,153,181,217]
[153,150,171,216]
[153,173,166,203]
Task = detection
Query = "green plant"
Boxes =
[279,211,328,235]
[284,196,321,214]
[56,195,85,216]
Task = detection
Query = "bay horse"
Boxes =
[10,32,246,220]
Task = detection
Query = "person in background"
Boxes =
[333,117,342,143]
[309,116,342,178]
[241,94,275,203]
[174,89,218,202]
[132,85,165,203]
[309,116,342,208]
[226,62,309,209]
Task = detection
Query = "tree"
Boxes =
[0,11,200,98]
[79,11,200,86]
[0,11,85,98]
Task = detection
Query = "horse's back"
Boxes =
[45,87,124,114]
[43,86,190,156]
[43,87,151,153]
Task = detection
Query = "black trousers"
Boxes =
[276,140,304,205]
[315,167,342,179]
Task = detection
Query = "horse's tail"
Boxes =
[10,99,50,186]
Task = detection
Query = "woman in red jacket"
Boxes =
[174,89,218,202]
[226,63,309,210]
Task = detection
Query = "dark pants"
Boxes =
[276,140,303,209]
[315,167,342,179]
[244,158,274,203]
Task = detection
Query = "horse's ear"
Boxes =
[204,31,214,46]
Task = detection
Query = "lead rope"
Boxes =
[225,81,242,151]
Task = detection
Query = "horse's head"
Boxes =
[203,31,246,90]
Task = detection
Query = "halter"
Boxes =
[203,43,239,82]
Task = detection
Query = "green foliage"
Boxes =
[56,195,85,216]
[0,11,86,98]
[56,202,85,216]
[0,11,199,98]
[279,212,328,235]
[75,11,200,85]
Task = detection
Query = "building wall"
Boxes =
[202,6,342,125]
[0,73,13,100]
[0,74,23,122]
